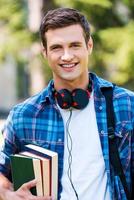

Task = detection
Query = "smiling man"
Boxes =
[0,8,133,200]
[43,24,92,90]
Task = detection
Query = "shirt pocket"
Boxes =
[115,121,132,149]
[18,139,50,151]
[114,121,132,171]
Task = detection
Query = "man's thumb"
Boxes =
[21,179,37,190]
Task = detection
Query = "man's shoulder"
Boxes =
[92,72,134,104]
[113,85,134,119]
[11,87,49,119]
[92,72,134,97]
[114,85,134,101]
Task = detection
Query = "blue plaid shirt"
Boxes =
[0,72,133,200]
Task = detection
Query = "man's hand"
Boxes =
[12,179,53,200]
[0,175,53,200]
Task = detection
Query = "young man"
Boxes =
[0,8,133,200]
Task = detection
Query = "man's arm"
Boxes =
[132,129,134,198]
[0,173,53,200]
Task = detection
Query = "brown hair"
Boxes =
[40,8,90,49]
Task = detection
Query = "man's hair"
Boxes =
[40,7,90,49]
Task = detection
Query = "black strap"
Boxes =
[102,87,131,200]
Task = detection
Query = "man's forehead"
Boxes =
[45,24,83,34]
[45,24,85,45]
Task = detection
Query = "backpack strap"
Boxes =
[102,86,131,200]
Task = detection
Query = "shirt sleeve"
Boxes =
[0,108,18,179]
[132,125,134,198]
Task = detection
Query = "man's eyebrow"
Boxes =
[49,41,82,50]
[49,44,62,50]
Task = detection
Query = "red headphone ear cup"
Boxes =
[55,89,72,109]
[72,89,89,109]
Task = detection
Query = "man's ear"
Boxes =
[42,48,47,58]
[41,43,47,58]
[88,36,93,55]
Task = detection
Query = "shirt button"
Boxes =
[101,130,104,134]
[99,106,103,110]
[58,138,62,142]
[119,131,122,136]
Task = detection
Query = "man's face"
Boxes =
[43,24,93,89]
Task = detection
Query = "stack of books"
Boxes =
[10,144,58,199]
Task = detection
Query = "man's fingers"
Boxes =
[21,179,37,190]
[34,196,54,200]
[18,180,54,199]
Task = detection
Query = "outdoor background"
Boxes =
[0,0,134,141]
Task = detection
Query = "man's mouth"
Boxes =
[59,63,78,68]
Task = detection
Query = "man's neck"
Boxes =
[53,75,89,91]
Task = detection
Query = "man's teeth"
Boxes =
[61,63,76,68]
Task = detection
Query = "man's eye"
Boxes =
[72,44,80,48]
[51,46,61,50]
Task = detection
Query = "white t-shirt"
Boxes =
[59,93,111,200]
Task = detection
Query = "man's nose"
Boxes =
[61,50,74,61]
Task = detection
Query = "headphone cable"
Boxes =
[65,109,79,200]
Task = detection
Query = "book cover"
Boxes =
[20,151,51,196]
[10,154,43,196]
[25,144,58,199]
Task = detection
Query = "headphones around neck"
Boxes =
[54,81,92,109]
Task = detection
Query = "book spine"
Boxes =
[24,147,52,159]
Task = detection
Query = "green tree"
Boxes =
[0,0,38,98]
[55,0,134,90]
[0,0,33,62]
[0,0,134,91]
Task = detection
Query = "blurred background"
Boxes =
[0,0,134,127]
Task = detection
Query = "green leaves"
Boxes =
[76,0,112,8]
[0,0,32,62]
[55,0,112,8]
[96,21,134,85]
[0,0,134,89]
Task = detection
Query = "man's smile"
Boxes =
[59,62,79,68]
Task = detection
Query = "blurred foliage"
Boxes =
[0,0,134,91]
[0,0,36,98]
[55,0,112,8]
[0,0,33,62]
[97,22,134,85]
[55,0,134,90]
